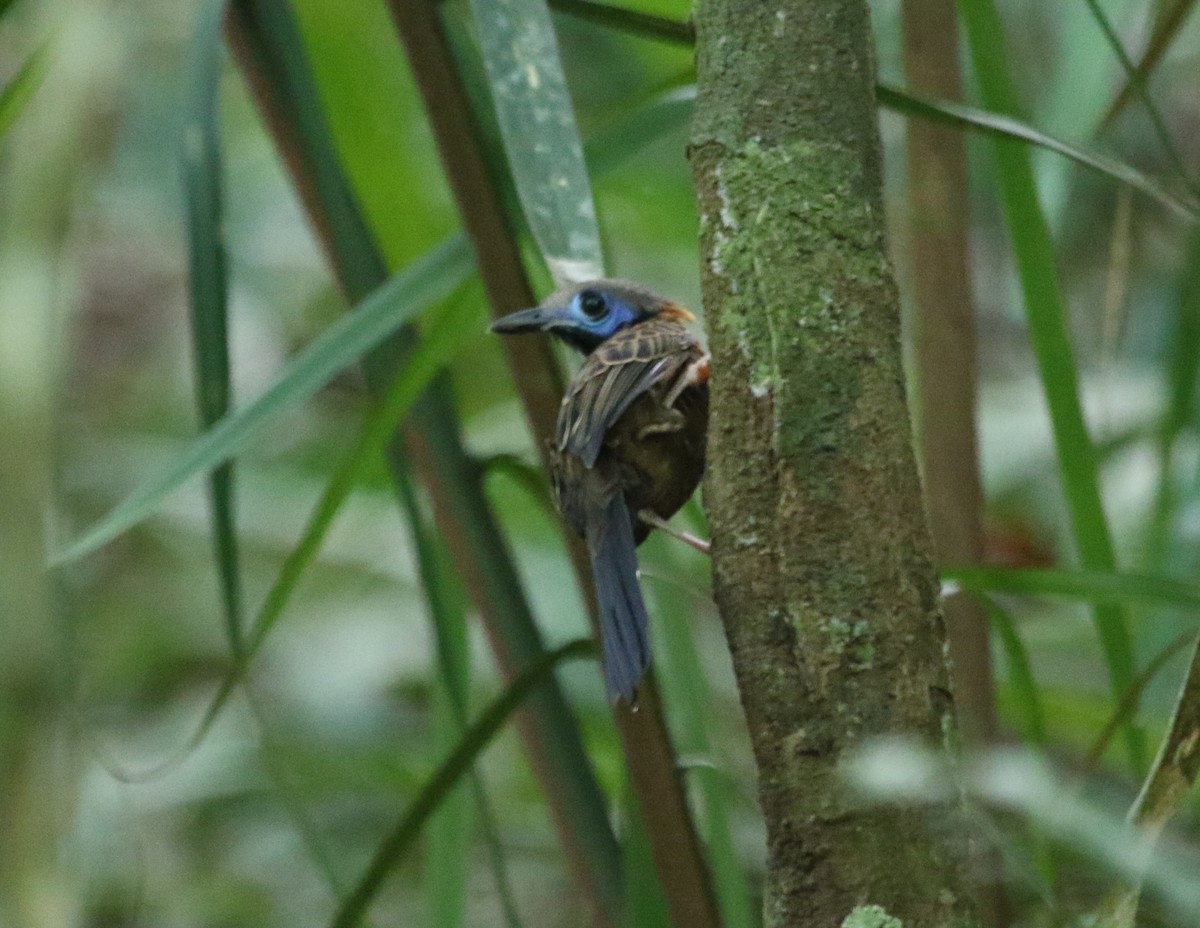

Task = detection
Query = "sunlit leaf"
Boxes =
[466,0,603,284]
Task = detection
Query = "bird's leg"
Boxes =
[638,510,712,556]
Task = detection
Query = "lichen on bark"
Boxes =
[688,1,980,926]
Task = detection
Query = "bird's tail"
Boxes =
[585,496,651,705]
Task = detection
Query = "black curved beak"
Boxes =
[489,306,555,335]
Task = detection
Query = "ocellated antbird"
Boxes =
[491,281,709,704]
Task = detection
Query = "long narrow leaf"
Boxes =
[876,84,1198,221]
[977,594,1047,745]
[329,638,596,928]
[958,0,1141,770]
[52,239,472,565]
[1100,0,1200,129]
[465,0,602,284]
[183,0,243,653]
[1077,0,1192,189]
[946,566,1200,612]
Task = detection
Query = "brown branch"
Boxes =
[383,4,721,927]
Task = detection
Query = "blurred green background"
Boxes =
[3,0,1200,925]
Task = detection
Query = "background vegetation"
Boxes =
[3,0,1200,925]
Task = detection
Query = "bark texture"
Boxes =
[688,2,978,926]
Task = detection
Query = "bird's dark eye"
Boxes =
[578,289,608,319]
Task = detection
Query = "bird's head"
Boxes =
[489,280,695,354]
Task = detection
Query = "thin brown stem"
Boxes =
[383,4,721,927]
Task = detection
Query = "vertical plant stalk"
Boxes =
[689,1,978,925]
[225,4,623,925]
[901,0,995,748]
[384,5,721,927]
[901,4,1003,922]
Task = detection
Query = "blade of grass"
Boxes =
[52,238,471,566]
[974,594,1059,889]
[1100,0,1199,130]
[228,4,625,923]
[958,0,1142,771]
[0,45,46,139]
[975,594,1047,746]
[1083,630,1195,773]
[946,565,1200,612]
[329,638,596,928]
[183,0,243,654]
[876,84,1198,221]
[547,0,693,45]
[464,0,603,284]
[1078,0,1193,190]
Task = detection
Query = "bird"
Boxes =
[491,280,709,705]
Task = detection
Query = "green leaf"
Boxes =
[876,84,1198,222]
[329,638,597,928]
[1100,0,1200,130]
[0,45,46,139]
[976,594,1046,745]
[1076,0,1191,189]
[465,0,603,283]
[958,0,1142,771]
[945,566,1200,612]
[51,239,473,565]
[182,0,242,653]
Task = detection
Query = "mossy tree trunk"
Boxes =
[688,2,980,926]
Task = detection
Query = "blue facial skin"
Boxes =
[547,289,646,354]
[490,287,652,355]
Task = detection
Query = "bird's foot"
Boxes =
[638,510,712,555]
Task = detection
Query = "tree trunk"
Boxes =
[688,2,979,926]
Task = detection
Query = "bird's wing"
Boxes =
[556,320,701,468]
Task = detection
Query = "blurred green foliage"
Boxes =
[3,0,1200,925]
